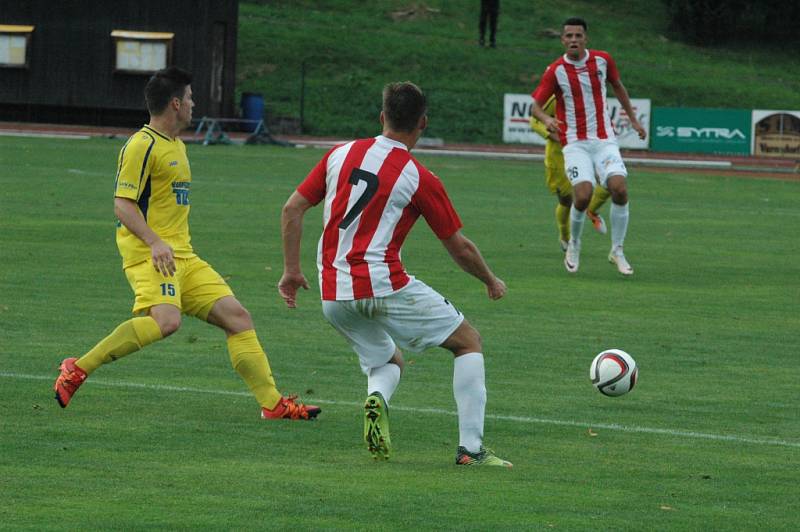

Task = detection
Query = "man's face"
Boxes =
[561,25,587,60]
[176,85,194,127]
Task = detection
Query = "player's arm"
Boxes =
[530,110,551,140]
[531,100,562,136]
[530,96,560,142]
[114,197,176,276]
[531,67,562,136]
[278,190,313,308]
[608,78,646,140]
[441,231,506,301]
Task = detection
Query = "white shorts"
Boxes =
[563,139,627,188]
[321,279,465,374]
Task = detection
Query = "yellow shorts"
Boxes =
[124,256,234,320]
[545,163,572,197]
[544,148,571,197]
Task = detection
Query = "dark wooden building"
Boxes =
[0,0,238,126]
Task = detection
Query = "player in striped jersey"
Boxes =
[279,82,511,467]
[530,94,611,251]
[531,17,646,275]
[54,67,319,421]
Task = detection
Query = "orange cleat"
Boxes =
[54,357,88,408]
[261,395,321,420]
[587,210,608,234]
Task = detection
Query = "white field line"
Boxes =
[290,140,734,169]
[5,371,798,449]
[0,130,90,140]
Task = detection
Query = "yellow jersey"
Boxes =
[530,95,564,169]
[114,125,195,268]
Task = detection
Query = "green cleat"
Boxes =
[455,446,513,468]
[364,392,391,460]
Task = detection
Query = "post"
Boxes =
[300,60,306,134]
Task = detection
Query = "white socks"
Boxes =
[453,352,486,453]
[569,205,586,245]
[610,202,629,249]
[367,362,401,404]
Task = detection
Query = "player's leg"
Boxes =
[587,185,611,234]
[54,259,180,408]
[367,348,404,403]
[595,141,633,275]
[380,280,510,466]
[562,142,596,273]
[183,257,319,419]
[605,174,633,275]
[75,305,174,374]
[555,196,571,251]
[488,0,499,46]
[545,160,572,250]
[322,299,399,459]
[364,349,403,461]
[545,149,572,250]
[440,321,511,468]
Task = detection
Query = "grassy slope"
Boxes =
[1,136,799,529]
[236,0,800,142]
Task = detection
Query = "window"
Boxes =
[111,30,174,73]
[0,24,34,68]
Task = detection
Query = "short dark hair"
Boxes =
[382,81,427,133]
[144,66,192,114]
[563,17,587,31]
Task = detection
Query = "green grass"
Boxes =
[236,0,800,142]
[1,136,799,529]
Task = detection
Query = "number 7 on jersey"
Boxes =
[339,168,379,230]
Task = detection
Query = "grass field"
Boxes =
[236,0,800,142]
[1,136,799,529]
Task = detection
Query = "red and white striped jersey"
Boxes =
[532,50,620,146]
[297,135,463,301]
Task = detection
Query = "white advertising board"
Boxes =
[751,110,800,158]
[503,93,651,149]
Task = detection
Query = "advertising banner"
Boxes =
[503,94,545,145]
[651,108,751,155]
[751,110,800,158]
[503,93,650,149]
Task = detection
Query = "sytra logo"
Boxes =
[656,126,745,140]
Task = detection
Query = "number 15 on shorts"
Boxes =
[160,283,176,296]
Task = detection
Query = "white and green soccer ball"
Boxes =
[590,349,638,397]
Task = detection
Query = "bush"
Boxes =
[663,0,800,45]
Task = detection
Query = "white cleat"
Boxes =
[588,211,608,234]
[559,239,569,253]
[564,240,580,273]
[608,246,633,275]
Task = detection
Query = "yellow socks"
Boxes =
[227,330,282,409]
[555,203,570,241]
[75,316,163,374]
[588,186,611,215]
[74,321,282,409]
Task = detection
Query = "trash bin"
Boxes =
[240,92,264,133]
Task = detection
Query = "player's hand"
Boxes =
[278,272,309,308]
[486,277,507,300]
[150,240,176,277]
[545,116,563,135]
[633,121,647,140]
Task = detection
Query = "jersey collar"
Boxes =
[375,135,409,151]
[562,50,589,66]
[143,124,173,141]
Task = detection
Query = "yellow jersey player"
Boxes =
[54,67,320,421]
[530,94,610,251]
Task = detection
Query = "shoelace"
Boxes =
[281,395,309,420]
[58,368,85,390]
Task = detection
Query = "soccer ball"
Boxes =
[590,349,638,397]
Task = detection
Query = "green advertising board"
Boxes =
[652,108,751,155]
